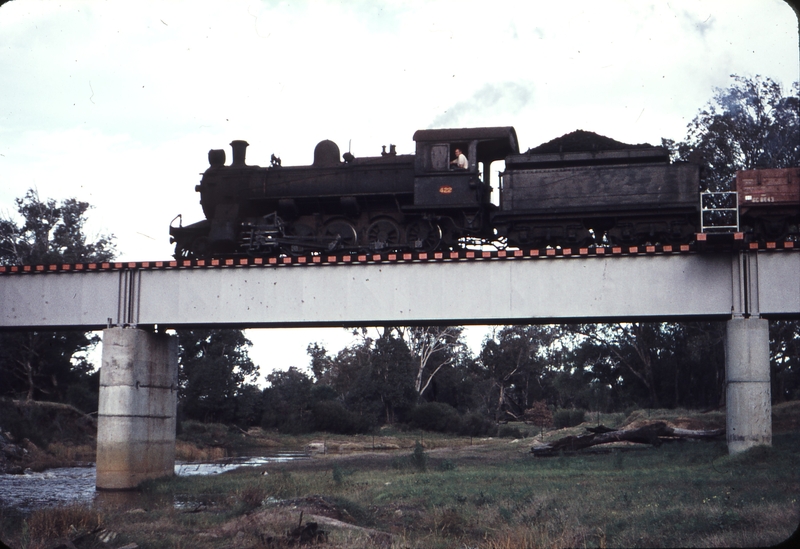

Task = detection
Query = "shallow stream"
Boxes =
[0,451,307,513]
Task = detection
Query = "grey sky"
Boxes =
[1,0,797,375]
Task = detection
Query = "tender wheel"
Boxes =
[322,220,358,251]
[756,217,789,241]
[406,219,442,252]
[366,218,401,251]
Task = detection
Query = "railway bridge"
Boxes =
[2,241,799,489]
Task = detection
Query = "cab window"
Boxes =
[430,144,449,171]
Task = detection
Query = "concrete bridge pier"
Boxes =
[96,327,178,490]
[725,316,771,454]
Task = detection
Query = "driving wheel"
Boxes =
[366,218,401,251]
[322,220,358,251]
[406,219,442,252]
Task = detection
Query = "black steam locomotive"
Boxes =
[169,126,799,259]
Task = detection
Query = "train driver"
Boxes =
[450,148,469,170]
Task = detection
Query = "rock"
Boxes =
[306,441,326,454]
[1,441,25,460]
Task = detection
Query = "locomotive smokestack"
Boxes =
[230,140,249,166]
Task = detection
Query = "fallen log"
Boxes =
[531,422,724,456]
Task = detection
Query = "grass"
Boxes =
[2,408,799,548]
[5,431,797,548]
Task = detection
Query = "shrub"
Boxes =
[553,409,586,429]
[498,425,525,438]
[65,384,98,415]
[408,402,462,433]
[523,401,553,428]
[391,441,429,472]
[332,464,344,484]
[411,441,428,472]
[311,400,373,434]
[237,483,268,510]
[458,412,495,437]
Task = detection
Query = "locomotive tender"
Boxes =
[169,126,800,259]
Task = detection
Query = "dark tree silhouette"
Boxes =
[0,190,115,403]
[664,75,799,190]
[177,329,258,423]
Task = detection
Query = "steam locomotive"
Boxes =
[169,126,800,259]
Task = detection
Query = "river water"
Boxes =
[0,452,307,513]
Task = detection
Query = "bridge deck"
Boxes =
[2,244,798,329]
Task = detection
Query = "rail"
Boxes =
[2,238,797,276]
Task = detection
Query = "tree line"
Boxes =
[1,75,798,434]
[175,320,800,435]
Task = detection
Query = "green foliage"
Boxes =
[553,409,586,429]
[260,366,314,433]
[332,464,344,485]
[311,400,374,434]
[0,190,115,403]
[458,411,495,437]
[307,342,334,382]
[177,329,258,424]
[176,420,252,453]
[0,331,101,403]
[770,321,800,403]
[369,332,417,424]
[408,402,462,433]
[391,440,431,472]
[411,441,428,472]
[65,428,799,549]
[0,189,115,266]
[666,75,799,190]
[479,326,557,421]
[64,371,99,414]
[497,424,526,438]
[0,398,96,449]
[236,482,268,511]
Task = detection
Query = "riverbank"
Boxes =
[0,399,96,475]
[1,402,799,547]
[4,429,798,548]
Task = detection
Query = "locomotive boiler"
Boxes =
[170,127,519,258]
[169,126,800,259]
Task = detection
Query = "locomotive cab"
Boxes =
[411,127,519,209]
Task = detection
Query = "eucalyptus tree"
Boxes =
[664,74,799,190]
[176,328,258,423]
[478,325,557,421]
[396,326,465,399]
[0,190,115,404]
